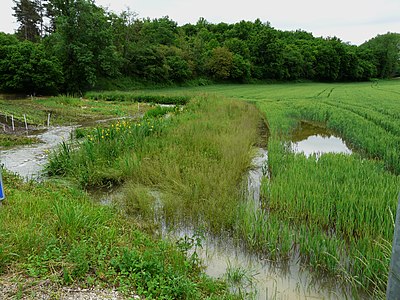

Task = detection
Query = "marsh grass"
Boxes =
[121,97,263,231]
[134,82,400,296]
[48,95,264,232]
[44,82,400,297]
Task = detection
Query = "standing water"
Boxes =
[291,122,352,156]
[0,126,75,180]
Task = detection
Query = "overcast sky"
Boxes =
[1,0,400,45]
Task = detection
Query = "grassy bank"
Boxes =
[0,96,149,127]
[0,170,236,299]
[0,134,39,148]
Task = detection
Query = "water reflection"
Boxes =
[291,122,352,156]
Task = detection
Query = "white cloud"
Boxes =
[1,0,399,45]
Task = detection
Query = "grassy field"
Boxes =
[0,170,238,299]
[1,81,399,298]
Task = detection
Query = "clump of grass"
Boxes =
[225,264,257,299]
[47,116,170,187]
[143,105,178,119]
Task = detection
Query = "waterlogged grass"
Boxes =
[44,82,400,297]
[47,111,179,187]
[156,81,400,296]
[0,171,237,299]
[121,97,262,230]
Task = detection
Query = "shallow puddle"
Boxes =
[164,228,346,299]
[291,122,352,156]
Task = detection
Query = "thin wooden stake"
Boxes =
[24,114,28,130]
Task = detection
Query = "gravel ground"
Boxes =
[0,275,140,300]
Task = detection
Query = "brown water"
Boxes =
[291,122,352,157]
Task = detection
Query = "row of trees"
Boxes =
[1,0,399,94]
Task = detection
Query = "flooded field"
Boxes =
[291,122,352,156]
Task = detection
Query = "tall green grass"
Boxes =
[46,82,400,297]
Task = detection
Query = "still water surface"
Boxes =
[291,122,352,156]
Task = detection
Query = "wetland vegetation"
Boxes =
[1,0,400,298]
[2,81,399,299]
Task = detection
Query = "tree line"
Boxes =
[1,0,399,94]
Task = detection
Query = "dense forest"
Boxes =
[1,0,399,94]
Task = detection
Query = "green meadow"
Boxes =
[1,80,399,298]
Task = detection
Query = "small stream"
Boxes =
[0,117,135,180]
